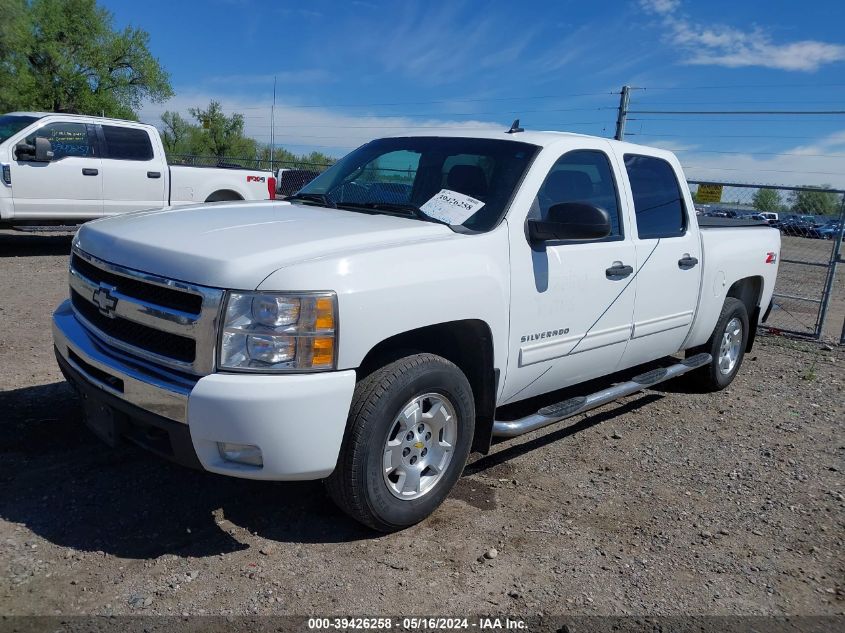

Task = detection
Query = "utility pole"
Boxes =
[615,85,630,141]
[270,75,277,170]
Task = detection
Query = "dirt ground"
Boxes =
[0,230,842,618]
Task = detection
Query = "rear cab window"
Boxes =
[623,154,688,239]
[101,125,154,161]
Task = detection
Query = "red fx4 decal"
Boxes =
[247,175,266,183]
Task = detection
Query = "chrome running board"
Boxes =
[491,353,711,438]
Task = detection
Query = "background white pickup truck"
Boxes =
[52,129,780,531]
[0,112,275,225]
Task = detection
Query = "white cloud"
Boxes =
[204,69,334,85]
[139,91,503,155]
[640,1,845,72]
[639,0,679,15]
[677,130,845,189]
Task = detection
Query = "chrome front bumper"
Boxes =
[52,300,195,423]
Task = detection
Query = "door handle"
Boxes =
[147,171,161,179]
[678,255,699,270]
[82,168,98,176]
[606,263,634,279]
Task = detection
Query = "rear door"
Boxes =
[10,120,103,219]
[98,124,167,215]
[616,152,702,369]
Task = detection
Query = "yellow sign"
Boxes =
[696,184,723,204]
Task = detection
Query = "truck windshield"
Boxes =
[295,136,539,232]
[0,115,41,144]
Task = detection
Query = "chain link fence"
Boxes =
[688,181,845,343]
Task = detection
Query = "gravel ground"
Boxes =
[0,230,843,617]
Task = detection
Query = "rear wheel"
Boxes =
[326,353,474,532]
[688,297,749,391]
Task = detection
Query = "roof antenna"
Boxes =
[506,118,524,134]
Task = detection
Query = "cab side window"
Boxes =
[623,154,687,239]
[101,125,154,161]
[533,150,623,239]
[27,122,93,160]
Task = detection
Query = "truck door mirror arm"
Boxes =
[527,202,612,243]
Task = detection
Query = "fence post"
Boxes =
[817,193,845,340]
[615,85,630,141]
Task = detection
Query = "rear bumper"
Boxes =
[53,299,357,480]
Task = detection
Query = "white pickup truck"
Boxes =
[0,112,275,225]
[51,129,780,531]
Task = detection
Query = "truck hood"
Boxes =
[75,201,454,289]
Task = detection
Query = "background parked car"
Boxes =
[817,221,843,240]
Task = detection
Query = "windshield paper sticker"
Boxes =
[420,189,485,225]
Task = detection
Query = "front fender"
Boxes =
[256,226,511,374]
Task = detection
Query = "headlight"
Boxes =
[219,291,337,372]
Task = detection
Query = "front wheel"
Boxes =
[687,297,749,391]
[326,353,475,532]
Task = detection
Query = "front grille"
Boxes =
[71,254,202,315]
[71,289,196,363]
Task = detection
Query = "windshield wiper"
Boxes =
[285,192,336,208]
[336,202,451,226]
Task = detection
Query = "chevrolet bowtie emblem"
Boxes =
[92,283,118,318]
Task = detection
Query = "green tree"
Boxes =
[789,186,840,217]
[188,101,256,159]
[159,111,191,154]
[0,0,172,118]
[752,188,783,213]
[256,144,336,169]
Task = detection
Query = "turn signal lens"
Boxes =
[311,337,335,368]
[315,297,335,330]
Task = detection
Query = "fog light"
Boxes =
[217,442,263,467]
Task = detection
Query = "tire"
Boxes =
[326,353,475,532]
[688,297,749,391]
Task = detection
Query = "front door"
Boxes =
[616,152,703,370]
[10,121,103,219]
[502,145,637,405]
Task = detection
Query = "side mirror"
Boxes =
[14,142,35,161]
[34,137,54,162]
[527,202,611,242]
[14,138,53,162]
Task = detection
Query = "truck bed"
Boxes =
[698,217,771,228]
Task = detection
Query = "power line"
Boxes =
[628,117,845,123]
[641,83,845,90]
[243,90,618,108]
[630,110,845,115]
[144,106,617,120]
[627,133,826,140]
[682,165,844,176]
[672,149,845,158]
[139,91,618,114]
[241,121,610,130]
[630,99,845,106]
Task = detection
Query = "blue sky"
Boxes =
[104,0,845,187]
